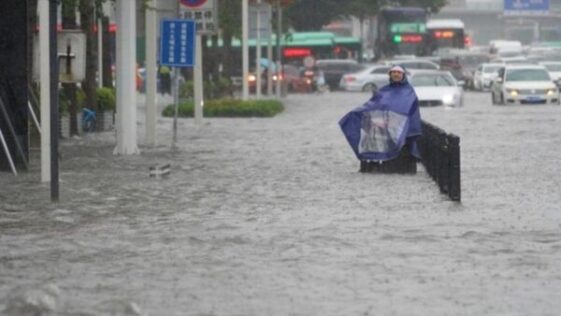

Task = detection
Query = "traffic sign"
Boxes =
[179,0,218,34]
[504,0,549,15]
[159,19,196,67]
[180,0,213,10]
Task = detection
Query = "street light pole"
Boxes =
[39,0,51,183]
[146,0,158,147]
[242,0,249,100]
[114,0,139,155]
[49,0,59,202]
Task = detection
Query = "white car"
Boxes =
[339,64,391,93]
[491,65,560,105]
[408,70,464,107]
[384,59,440,71]
[539,61,561,82]
[473,63,503,91]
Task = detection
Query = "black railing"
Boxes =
[418,120,461,202]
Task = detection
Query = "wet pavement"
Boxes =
[1,91,561,315]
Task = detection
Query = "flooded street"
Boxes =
[2,91,561,315]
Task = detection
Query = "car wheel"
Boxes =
[362,83,377,93]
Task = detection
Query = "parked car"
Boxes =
[539,61,561,82]
[408,70,464,107]
[339,64,391,93]
[315,59,364,91]
[473,63,503,91]
[490,56,529,65]
[491,64,560,105]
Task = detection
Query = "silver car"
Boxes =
[339,64,390,93]
[473,63,502,91]
[491,65,560,105]
[409,70,464,107]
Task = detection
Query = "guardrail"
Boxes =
[418,120,461,202]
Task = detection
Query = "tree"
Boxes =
[285,0,342,31]
[396,0,448,14]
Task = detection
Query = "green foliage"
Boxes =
[58,87,86,115]
[162,99,284,118]
[179,78,235,100]
[96,87,116,112]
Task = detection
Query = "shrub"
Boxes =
[96,87,116,112]
[162,98,284,118]
[58,87,87,115]
[179,78,235,100]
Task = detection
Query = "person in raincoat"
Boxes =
[339,65,422,173]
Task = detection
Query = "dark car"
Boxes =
[316,59,364,91]
[439,52,490,89]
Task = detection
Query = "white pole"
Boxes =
[256,0,262,99]
[114,0,139,155]
[267,4,273,96]
[146,0,158,146]
[28,102,42,134]
[194,33,203,124]
[242,0,249,100]
[0,128,17,176]
[97,13,103,88]
[39,0,51,182]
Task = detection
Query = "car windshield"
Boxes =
[505,69,551,81]
[543,64,561,72]
[483,65,501,73]
[411,74,455,87]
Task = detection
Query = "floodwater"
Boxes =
[1,91,561,315]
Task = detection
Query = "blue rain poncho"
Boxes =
[339,73,422,162]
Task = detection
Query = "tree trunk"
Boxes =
[79,0,98,116]
[102,16,113,88]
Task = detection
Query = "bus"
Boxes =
[375,7,429,59]
[426,19,465,54]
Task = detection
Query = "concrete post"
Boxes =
[39,0,51,181]
[114,0,139,155]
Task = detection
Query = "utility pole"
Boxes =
[114,0,139,155]
[242,0,249,100]
[39,0,51,183]
[146,0,158,146]
[49,0,59,201]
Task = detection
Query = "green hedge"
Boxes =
[59,87,116,114]
[162,99,284,118]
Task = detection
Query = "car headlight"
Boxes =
[442,94,454,104]
[547,89,557,96]
[506,89,518,97]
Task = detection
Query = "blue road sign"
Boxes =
[159,19,196,67]
[504,0,549,14]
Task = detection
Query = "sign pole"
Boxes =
[159,18,196,148]
[194,33,203,124]
[172,67,179,148]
